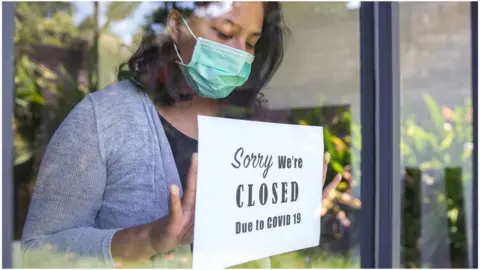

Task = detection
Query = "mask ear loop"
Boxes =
[173,16,198,64]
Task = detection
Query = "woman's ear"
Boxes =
[167,9,184,42]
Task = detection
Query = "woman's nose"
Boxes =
[227,38,247,52]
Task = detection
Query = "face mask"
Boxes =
[173,17,255,99]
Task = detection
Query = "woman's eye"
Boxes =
[246,43,255,49]
[216,30,232,40]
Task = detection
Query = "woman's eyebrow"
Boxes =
[223,18,262,36]
[223,18,236,27]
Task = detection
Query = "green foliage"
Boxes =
[103,2,141,32]
[78,2,140,90]
[15,2,80,50]
[401,94,472,172]
[288,95,472,268]
[22,2,74,17]
[289,106,352,178]
[401,95,472,268]
[13,2,90,167]
[14,243,357,269]
[14,56,52,166]
[14,56,87,167]
[233,249,357,268]
[13,1,138,166]
[286,106,360,265]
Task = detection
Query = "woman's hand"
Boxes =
[149,153,197,253]
[111,154,198,266]
[322,152,343,199]
[320,152,362,227]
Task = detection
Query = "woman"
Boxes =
[22,2,341,268]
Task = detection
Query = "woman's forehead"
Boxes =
[194,2,264,32]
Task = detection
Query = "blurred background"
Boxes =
[11,1,475,268]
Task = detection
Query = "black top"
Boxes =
[158,114,197,253]
[158,114,198,190]
[158,112,249,255]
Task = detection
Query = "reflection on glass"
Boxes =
[13,1,362,268]
[399,2,473,268]
[260,2,362,268]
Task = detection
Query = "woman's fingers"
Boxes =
[322,173,343,199]
[169,185,183,222]
[180,223,195,245]
[182,153,198,211]
[322,152,330,187]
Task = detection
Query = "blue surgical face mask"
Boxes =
[173,18,255,99]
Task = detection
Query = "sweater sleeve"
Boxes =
[21,95,120,267]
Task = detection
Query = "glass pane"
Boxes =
[258,2,362,268]
[14,1,362,268]
[399,2,473,268]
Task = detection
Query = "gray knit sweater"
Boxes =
[21,81,186,267]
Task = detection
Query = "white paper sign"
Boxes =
[193,116,324,269]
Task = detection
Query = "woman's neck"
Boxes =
[157,96,222,140]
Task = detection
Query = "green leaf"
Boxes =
[102,2,140,32]
[15,98,28,108]
[440,131,454,151]
[424,95,445,134]
[323,128,335,153]
[106,2,140,21]
[29,92,45,105]
[462,146,473,160]
[14,151,34,165]
[331,161,344,173]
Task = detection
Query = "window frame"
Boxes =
[3,2,15,268]
[470,2,478,268]
[359,2,401,268]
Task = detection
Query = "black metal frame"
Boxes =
[373,2,401,268]
[359,2,376,268]
[3,2,15,268]
[470,2,478,269]
[359,2,400,268]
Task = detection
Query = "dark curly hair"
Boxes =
[117,2,290,112]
